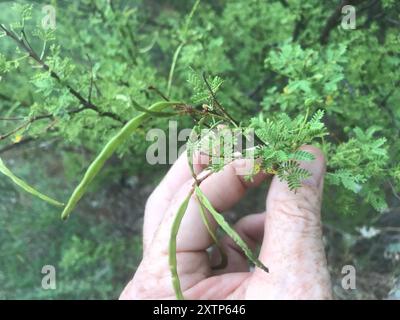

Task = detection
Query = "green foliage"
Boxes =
[61,100,182,220]
[326,126,389,212]
[0,152,142,299]
[187,68,224,105]
[1,0,400,299]
[249,110,327,190]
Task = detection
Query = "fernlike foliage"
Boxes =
[250,110,327,190]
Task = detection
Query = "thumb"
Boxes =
[247,145,332,299]
[264,145,325,238]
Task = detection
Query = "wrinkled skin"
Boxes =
[120,145,332,300]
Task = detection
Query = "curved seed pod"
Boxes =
[198,200,228,270]
[0,158,63,207]
[131,98,177,117]
[169,189,193,300]
[195,186,269,273]
[61,101,182,220]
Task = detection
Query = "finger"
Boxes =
[176,159,266,252]
[131,160,266,298]
[210,213,265,274]
[152,159,267,254]
[143,151,208,252]
[248,145,332,299]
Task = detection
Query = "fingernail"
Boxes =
[234,158,253,176]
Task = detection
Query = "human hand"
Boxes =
[120,145,332,300]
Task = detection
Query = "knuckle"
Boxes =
[269,185,322,234]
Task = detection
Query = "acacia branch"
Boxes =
[0,105,95,142]
[0,114,52,141]
[0,24,124,124]
[0,137,35,154]
[202,72,238,127]
[148,85,170,101]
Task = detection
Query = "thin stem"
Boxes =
[0,114,52,141]
[166,0,200,97]
[202,72,238,127]
[0,117,25,121]
[148,85,170,101]
[167,43,184,97]
[169,189,193,300]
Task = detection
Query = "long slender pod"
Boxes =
[195,186,269,273]
[167,43,184,97]
[198,201,228,269]
[0,158,64,207]
[166,0,201,96]
[169,190,193,300]
[131,98,176,117]
[61,101,181,220]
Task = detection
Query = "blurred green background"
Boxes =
[0,0,399,299]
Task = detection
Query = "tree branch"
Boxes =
[319,0,374,45]
[0,105,97,142]
[0,24,124,124]
[0,137,35,154]
[292,14,307,42]
[320,0,350,45]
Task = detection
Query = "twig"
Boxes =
[0,137,35,154]
[386,17,400,26]
[167,43,184,97]
[86,54,94,103]
[202,72,238,127]
[148,85,170,101]
[0,105,99,142]
[292,14,307,42]
[0,114,52,141]
[0,117,25,121]
[0,24,124,124]
[0,120,32,141]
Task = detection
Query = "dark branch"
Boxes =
[319,0,373,45]
[0,137,35,154]
[148,85,170,101]
[0,105,98,142]
[202,72,238,126]
[0,24,124,124]
[320,0,350,45]
[0,117,25,121]
[86,54,94,103]
[292,14,307,42]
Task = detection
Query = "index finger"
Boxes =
[143,151,208,251]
